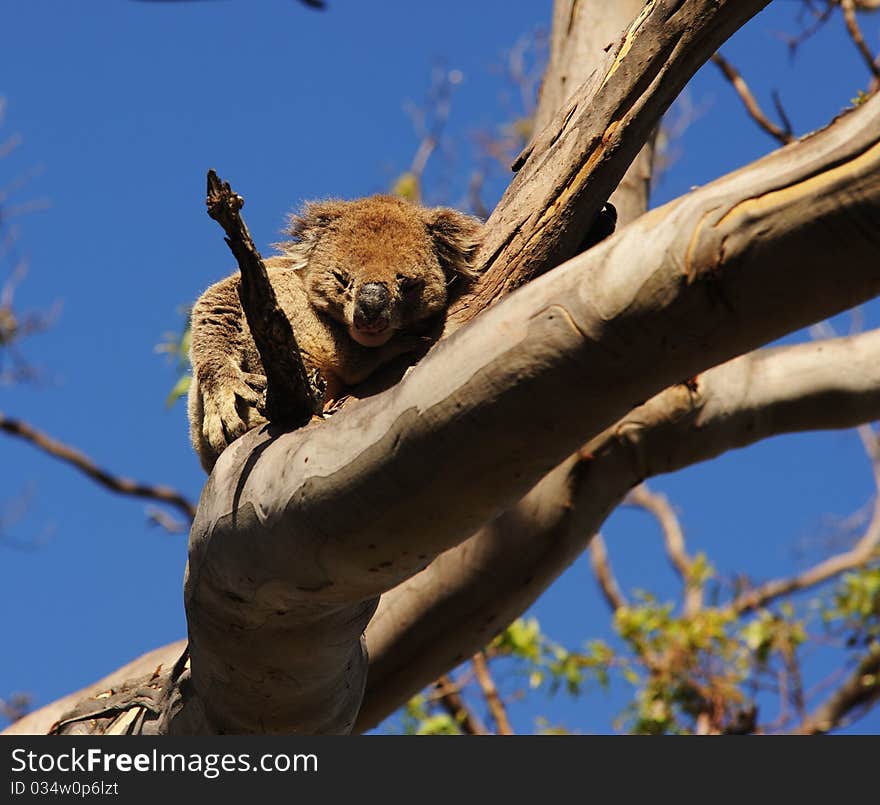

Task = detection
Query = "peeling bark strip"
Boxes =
[532,0,656,227]
[448,0,773,327]
[174,93,880,735]
[205,170,323,426]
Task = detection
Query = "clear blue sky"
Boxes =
[1,0,878,734]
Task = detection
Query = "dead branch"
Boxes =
[0,411,196,520]
[205,170,323,426]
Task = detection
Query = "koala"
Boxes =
[188,194,482,472]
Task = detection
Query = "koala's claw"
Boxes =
[238,372,268,405]
[199,368,269,458]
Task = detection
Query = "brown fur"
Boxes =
[188,195,482,472]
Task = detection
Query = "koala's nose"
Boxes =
[354,282,391,329]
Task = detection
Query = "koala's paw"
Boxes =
[200,368,267,457]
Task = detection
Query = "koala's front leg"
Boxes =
[188,275,268,470]
[194,361,267,450]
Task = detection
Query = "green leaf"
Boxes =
[165,374,191,408]
[416,714,460,736]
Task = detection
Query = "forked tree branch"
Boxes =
[710,53,794,145]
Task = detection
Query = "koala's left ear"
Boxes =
[422,208,483,281]
[274,199,350,271]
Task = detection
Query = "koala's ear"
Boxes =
[285,199,349,242]
[422,207,483,281]
[274,200,349,270]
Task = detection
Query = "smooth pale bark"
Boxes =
[168,92,880,734]
[355,328,880,731]
[14,323,880,738]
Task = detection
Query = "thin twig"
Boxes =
[432,675,488,735]
[471,651,514,735]
[588,534,628,612]
[626,485,703,615]
[797,648,880,734]
[775,2,835,58]
[771,90,794,138]
[711,53,794,145]
[734,512,880,613]
[145,506,189,535]
[840,0,880,81]
[0,411,196,520]
[733,426,880,614]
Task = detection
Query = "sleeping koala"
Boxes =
[188,194,482,472]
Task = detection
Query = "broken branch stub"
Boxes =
[205,169,323,427]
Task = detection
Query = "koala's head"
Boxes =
[279,195,482,347]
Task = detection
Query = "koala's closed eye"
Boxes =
[397,274,424,296]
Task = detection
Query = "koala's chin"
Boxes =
[348,323,394,348]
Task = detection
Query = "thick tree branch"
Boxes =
[532,0,655,229]
[357,326,880,731]
[0,412,196,520]
[2,641,187,737]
